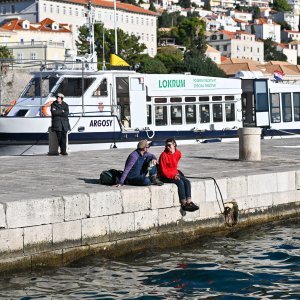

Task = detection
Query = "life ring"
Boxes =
[98,101,104,112]
[2,100,16,116]
[42,101,53,116]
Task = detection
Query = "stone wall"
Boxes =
[0,170,299,273]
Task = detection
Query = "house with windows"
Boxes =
[281,30,300,43]
[0,0,158,57]
[0,18,73,62]
[207,30,264,62]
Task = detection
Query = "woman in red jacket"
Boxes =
[158,138,199,212]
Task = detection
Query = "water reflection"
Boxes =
[0,220,299,299]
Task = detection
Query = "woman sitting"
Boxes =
[158,138,199,212]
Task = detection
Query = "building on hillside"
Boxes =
[227,10,253,22]
[0,18,73,62]
[288,0,300,15]
[207,30,264,62]
[205,44,221,64]
[210,0,236,9]
[281,30,300,42]
[0,27,15,44]
[243,0,271,7]
[0,0,158,57]
[289,40,300,56]
[245,18,281,43]
[271,11,300,32]
[276,43,297,65]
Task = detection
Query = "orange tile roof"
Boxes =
[64,0,158,16]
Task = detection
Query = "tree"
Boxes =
[178,0,191,8]
[272,0,291,12]
[76,22,146,65]
[149,2,156,12]
[156,46,183,72]
[203,1,211,10]
[0,46,13,59]
[136,55,168,73]
[263,38,287,61]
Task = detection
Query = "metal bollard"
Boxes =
[48,127,59,155]
[238,127,262,161]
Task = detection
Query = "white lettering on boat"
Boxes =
[89,120,113,127]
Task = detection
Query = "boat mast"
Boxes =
[86,0,97,70]
[113,0,118,55]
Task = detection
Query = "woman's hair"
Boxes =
[165,138,177,147]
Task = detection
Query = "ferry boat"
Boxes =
[0,66,300,156]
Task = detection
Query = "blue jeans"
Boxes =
[126,165,157,186]
[161,175,191,203]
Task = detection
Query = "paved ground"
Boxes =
[1,138,300,203]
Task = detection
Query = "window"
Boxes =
[211,35,217,40]
[63,6,66,14]
[23,76,59,98]
[170,97,181,103]
[223,45,227,51]
[212,96,222,101]
[57,6,60,14]
[147,105,152,125]
[294,92,300,121]
[225,103,235,121]
[31,39,34,45]
[20,39,24,44]
[155,106,167,126]
[282,93,292,122]
[93,78,108,97]
[186,105,196,124]
[154,97,167,103]
[225,95,234,101]
[213,104,223,122]
[220,34,223,40]
[11,5,15,13]
[3,6,7,14]
[171,106,182,125]
[56,77,95,97]
[30,52,37,60]
[270,93,281,123]
[69,7,72,15]
[15,109,28,117]
[255,81,268,112]
[43,3,47,12]
[200,104,210,123]
[17,53,23,63]
[141,18,144,25]
[50,4,53,13]
[199,96,209,102]
[185,97,196,102]
[75,8,78,16]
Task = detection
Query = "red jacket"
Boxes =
[158,149,182,179]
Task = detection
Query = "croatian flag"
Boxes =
[274,70,285,81]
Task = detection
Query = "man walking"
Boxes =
[50,93,71,155]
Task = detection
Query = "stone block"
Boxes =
[53,220,82,247]
[24,224,52,254]
[191,180,206,204]
[227,176,248,199]
[182,206,201,222]
[272,191,296,206]
[247,173,277,196]
[109,213,135,235]
[0,203,6,228]
[0,228,23,254]
[82,216,110,244]
[64,194,89,221]
[121,187,150,212]
[134,209,159,232]
[199,201,220,219]
[6,197,64,228]
[149,184,174,209]
[237,194,273,211]
[205,178,227,202]
[296,171,300,190]
[158,206,182,227]
[277,171,295,192]
[89,190,122,217]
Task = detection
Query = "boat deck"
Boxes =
[1,137,300,204]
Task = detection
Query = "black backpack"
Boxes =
[100,169,123,185]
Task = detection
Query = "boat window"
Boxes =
[270,93,281,123]
[93,78,107,97]
[282,93,292,122]
[155,106,167,126]
[200,104,210,123]
[147,105,152,125]
[23,76,59,98]
[154,98,167,103]
[254,80,268,112]
[185,97,196,102]
[56,77,95,97]
[225,96,235,101]
[171,106,182,125]
[225,103,235,121]
[199,96,209,102]
[212,96,222,101]
[213,104,223,122]
[294,92,300,121]
[15,109,28,117]
[170,97,182,103]
[185,105,196,124]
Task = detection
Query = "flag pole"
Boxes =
[113,0,118,54]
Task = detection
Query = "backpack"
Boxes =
[100,169,123,185]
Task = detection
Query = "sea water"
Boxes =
[0,219,299,299]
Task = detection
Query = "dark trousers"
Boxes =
[126,165,157,186]
[55,131,67,153]
[161,175,191,203]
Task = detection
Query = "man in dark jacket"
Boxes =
[50,93,71,155]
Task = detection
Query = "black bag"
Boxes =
[100,169,123,185]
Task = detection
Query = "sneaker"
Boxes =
[181,202,199,212]
[151,176,164,186]
[188,202,199,211]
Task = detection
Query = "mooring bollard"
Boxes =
[48,126,59,155]
[238,127,262,161]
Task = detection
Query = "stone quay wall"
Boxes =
[0,170,300,273]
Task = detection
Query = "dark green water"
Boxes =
[0,219,299,299]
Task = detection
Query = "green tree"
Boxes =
[272,0,291,12]
[177,49,226,77]
[178,0,191,8]
[76,23,146,65]
[0,46,13,59]
[137,55,168,73]
[158,12,182,28]
[263,38,287,61]
[156,46,183,72]
[149,2,156,12]
[203,1,211,10]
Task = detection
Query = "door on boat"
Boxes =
[241,79,270,127]
[116,77,131,127]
